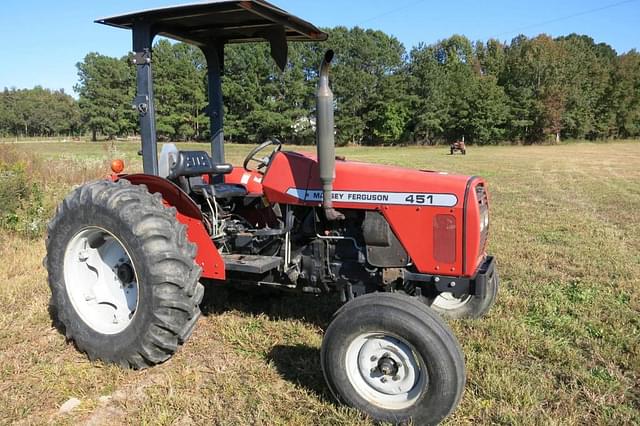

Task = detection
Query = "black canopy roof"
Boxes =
[97,1,327,172]
[96,0,327,46]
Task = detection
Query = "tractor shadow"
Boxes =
[200,284,339,402]
[266,344,333,401]
[47,302,66,335]
[200,284,341,329]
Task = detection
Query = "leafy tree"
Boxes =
[500,35,567,142]
[0,87,80,137]
[75,53,135,140]
[153,40,207,141]
[409,35,508,145]
[556,34,616,139]
[468,76,509,144]
[475,39,507,78]
[612,50,640,138]
[322,27,407,145]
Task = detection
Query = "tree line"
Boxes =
[0,87,80,138]
[1,28,639,145]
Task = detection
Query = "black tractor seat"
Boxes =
[167,150,233,179]
[167,150,248,199]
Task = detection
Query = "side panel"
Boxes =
[382,205,464,276]
[120,174,224,280]
[263,152,478,276]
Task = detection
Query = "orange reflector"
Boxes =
[111,159,125,174]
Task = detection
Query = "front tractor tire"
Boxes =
[321,293,465,425]
[46,180,204,369]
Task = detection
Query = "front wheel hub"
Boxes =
[346,332,428,410]
[378,356,399,376]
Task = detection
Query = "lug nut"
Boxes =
[370,355,378,362]
[380,377,387,383]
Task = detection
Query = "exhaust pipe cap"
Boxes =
[324,49,334,63]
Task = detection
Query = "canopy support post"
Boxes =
[203,44,225,168]
[132,21,158,175]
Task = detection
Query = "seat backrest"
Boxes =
[167,151,233,179]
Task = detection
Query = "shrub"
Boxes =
[0,156,46,238]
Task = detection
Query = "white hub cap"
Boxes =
[63,227,139,334]
[431,292,472,311]
[345,332,427,410]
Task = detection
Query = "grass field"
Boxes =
[1,140,639,425]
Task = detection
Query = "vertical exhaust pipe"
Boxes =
[317,50,344,221]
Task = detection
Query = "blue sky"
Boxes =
[0,0,638,96]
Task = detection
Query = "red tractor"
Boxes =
[45,2,498,424]
[451,137,467,155]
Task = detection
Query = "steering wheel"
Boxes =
[243,138,282,172]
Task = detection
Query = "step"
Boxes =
[222,254,282,274]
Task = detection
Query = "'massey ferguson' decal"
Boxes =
[286,188,458,207]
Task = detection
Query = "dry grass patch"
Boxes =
[0,140,638,425]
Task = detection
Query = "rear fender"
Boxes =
[119,174,225,280]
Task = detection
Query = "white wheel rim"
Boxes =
[345,332,427,410]
[431,292,472,311]
[63,227,139,334]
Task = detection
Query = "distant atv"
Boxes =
[450,140,466,155]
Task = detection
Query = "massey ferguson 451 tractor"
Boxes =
[46,1,498,424]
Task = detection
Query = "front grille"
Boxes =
[476,184,489,253]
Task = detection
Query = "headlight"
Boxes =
[480,209,489,232]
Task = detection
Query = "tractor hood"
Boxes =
[262,151,472,209]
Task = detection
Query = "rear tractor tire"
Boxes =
[46,179,204,369]
[321,293,465,425]
[429,270,498,320]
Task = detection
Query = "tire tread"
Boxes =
[46,179,204,369]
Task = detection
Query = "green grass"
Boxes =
[0,140,638,424]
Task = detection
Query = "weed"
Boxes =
[0,157,46,237]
